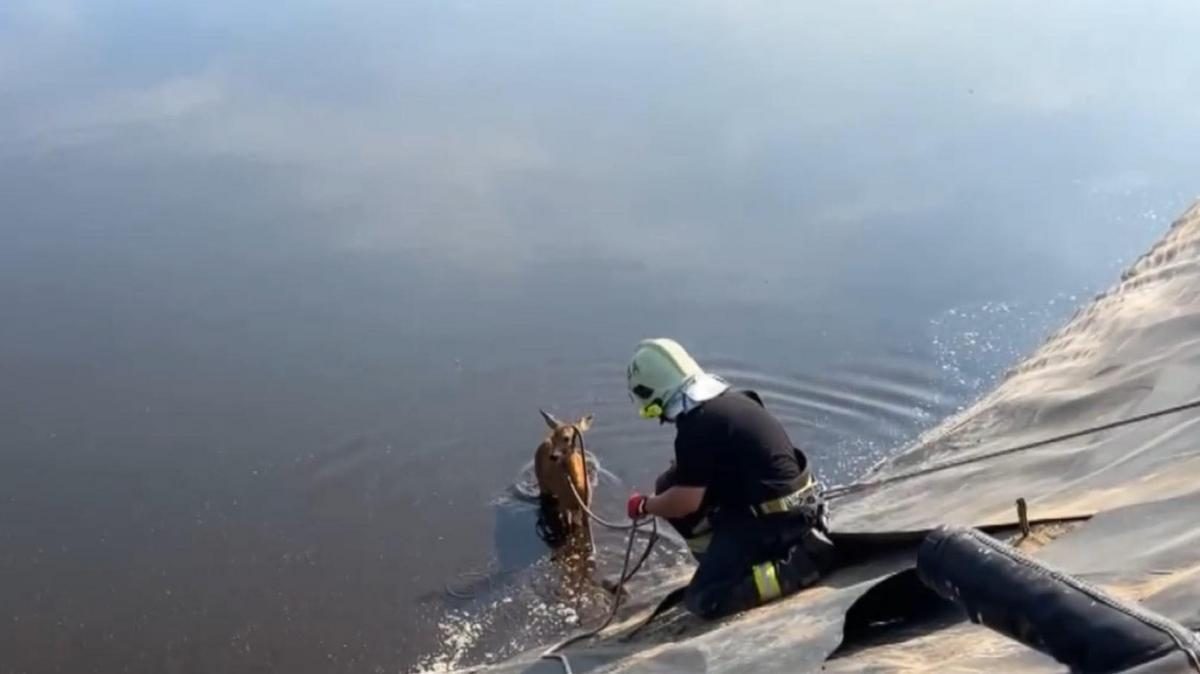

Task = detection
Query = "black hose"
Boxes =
[918,526,1200,673]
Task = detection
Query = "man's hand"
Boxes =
[646,485,705,519]
[626,493,648,519]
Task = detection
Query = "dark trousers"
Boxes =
[655,468,835,619]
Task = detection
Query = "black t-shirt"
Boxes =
[673,390,808,509]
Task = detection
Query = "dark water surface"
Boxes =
[2,2,1198,671]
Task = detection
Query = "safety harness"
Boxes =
[680,453,824,555]
[751,471,820,517]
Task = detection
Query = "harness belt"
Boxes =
[681,474,822,555]
[750,473,819,517]
[680,475,823,556]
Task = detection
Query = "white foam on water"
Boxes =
[409,555,619,673]
[410,609,488,673]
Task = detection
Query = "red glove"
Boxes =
[627,493,648,519]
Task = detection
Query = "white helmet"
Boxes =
[627,338,703,419]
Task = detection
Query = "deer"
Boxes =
[533,410,594,560]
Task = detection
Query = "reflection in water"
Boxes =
[0,1,1197,672]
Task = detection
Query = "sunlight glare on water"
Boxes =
[0,1,1196,672]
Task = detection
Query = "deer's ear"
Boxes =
[575,415,593,432]
[539,409,562,429]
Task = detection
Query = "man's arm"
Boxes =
[646,485,705,519]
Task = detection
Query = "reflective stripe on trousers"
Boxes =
[751,561,783,601]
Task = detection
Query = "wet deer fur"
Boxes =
[534,410,594,555]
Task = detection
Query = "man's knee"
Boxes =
[684,575,771,621]
[683,583,730,620]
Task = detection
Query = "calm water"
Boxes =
[2,2,1198,671]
